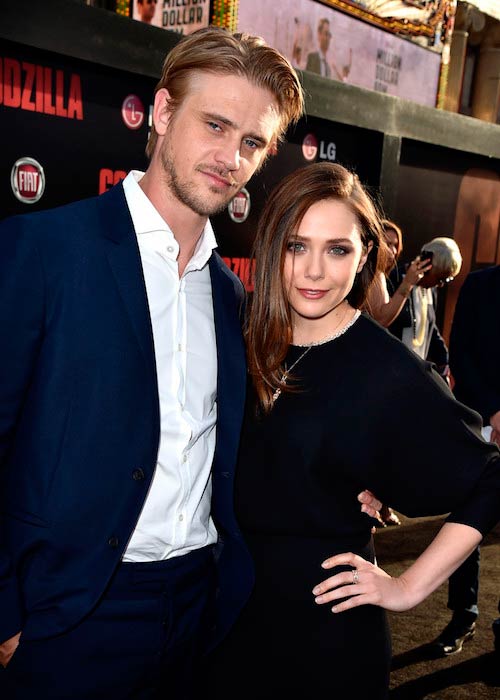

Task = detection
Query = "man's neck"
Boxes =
[139,168,208,277]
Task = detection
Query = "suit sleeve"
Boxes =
[449,275,499,423]
[0,215,45,642]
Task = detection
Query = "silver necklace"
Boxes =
[272,346,312,404]
[295,310,361,347]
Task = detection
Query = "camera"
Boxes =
[420,250,433,264]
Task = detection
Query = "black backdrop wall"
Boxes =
[2,0,500,339]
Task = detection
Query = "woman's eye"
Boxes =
[330,246,348,255]
[286,241,305,253]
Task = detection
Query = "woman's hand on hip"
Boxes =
[312,553,415,613]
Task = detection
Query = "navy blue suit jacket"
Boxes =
[450,265,500,423]
[0,183,253,647]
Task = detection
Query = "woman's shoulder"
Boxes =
[354,313,437,381]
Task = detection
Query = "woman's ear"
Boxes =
[357,240,374,273]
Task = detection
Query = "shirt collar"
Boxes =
[122,170,218,270]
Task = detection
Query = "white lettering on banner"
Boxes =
[319,141,336,162]
[19,170,39,193]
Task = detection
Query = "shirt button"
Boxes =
[108,536,119,548]
[179,514,184,522]
[182,454,187,463]
[167,245,174,253]
[132,468,145,481]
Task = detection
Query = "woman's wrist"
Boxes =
[396,283,412,298]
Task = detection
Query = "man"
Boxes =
[306,18,332,78]
[0,27,303,698]
[137,0,157,24]
[431,264,500,656]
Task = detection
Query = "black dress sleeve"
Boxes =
[367,352,500,536]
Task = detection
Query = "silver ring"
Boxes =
[352,569,359,584]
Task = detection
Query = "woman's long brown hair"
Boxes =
[246,162,384,413]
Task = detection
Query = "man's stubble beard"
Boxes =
[160,140,242,218]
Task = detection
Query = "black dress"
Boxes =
[209,314,500,699]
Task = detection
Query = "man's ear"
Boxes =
[357,240,374,273]
[152,88,172,137]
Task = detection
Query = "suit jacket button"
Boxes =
[132,468,145,481]
[108,536,119,548]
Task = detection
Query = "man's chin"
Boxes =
[204,189,239,216]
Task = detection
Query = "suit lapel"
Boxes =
[97,184,156,371]
[209,254,247,468]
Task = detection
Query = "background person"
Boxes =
[364,219,433,330]
[207,162,500,700]
[306,18,332,78]
[0,27,303,699]
[306,17,351,81]
[136,0,157,24]
[387,236,462,382]
[431,264,500,657]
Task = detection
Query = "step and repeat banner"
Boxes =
[0,39,154,216]
[0,37,384,293]
[1,36,499,311]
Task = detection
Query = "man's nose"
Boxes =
[215,139,241,172]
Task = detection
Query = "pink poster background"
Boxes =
[237,0,441,107]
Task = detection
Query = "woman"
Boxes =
[364,219,432,329]
[209,163,500,699]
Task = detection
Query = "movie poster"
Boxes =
[132,0,209,35]
[237,0,442,107]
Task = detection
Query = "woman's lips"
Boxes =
[297,288,328,299]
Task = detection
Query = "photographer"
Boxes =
[387,237,462,381]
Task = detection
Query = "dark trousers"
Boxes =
[448,546,480,620]
[1,547,215,699]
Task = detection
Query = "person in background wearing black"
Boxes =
[431,264,500,656]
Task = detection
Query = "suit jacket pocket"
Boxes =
[4,507,51,528]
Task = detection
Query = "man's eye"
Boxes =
[243,138,258,150]
[208,122,222,132]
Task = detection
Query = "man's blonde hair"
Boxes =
[146,26,304,159]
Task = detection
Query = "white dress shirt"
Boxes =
[122,170,218,561]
